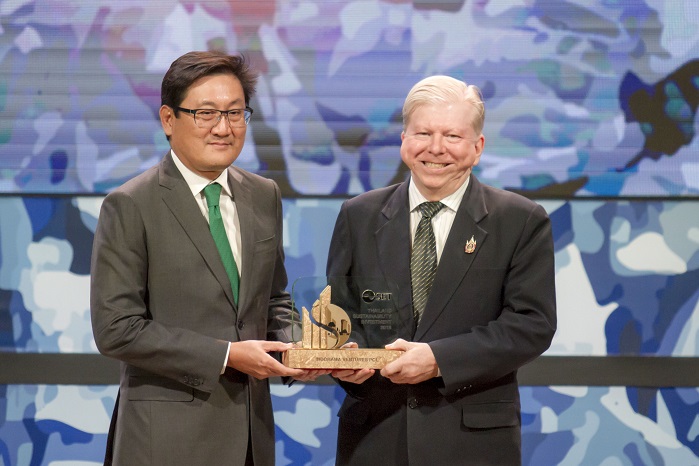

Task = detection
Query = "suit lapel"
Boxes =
[414,176,489,340]
[375,183,414,335]
[159,154,238,311]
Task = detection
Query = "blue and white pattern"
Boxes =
[1,0,699,464]
[1,197,699,464]
[0,1,697,196]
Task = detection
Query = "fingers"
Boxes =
[228,340,301,379]
[379,344,438,384]
[379,364,397,380]
[331,368,374,384]
[385,338,411,351]
[254,355,302,380]
[292,369,332,382]
[263,341,295,352]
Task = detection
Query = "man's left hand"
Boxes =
[380,338,439,384]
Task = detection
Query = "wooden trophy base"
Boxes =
[283,348,402,369]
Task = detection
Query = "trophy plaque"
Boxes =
[283,276,408,369]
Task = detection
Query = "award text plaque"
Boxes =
[283,281,403,369]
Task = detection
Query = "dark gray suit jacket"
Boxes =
[90,153,292,466]
[327,176,557,466]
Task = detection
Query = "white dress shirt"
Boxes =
[171,150,240,373]
[170,151,242,275]
[408,176,470,263]
[408,176,469,378]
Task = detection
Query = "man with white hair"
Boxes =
[328,75,557,465]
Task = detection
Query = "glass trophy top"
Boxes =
[290,276,411,349]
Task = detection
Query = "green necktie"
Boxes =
[203,183,240,305]
[410,201,444,324]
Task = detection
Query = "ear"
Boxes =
[159,105,174,137]
[472,134,485,167]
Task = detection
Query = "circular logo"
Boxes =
[361,289,375,303]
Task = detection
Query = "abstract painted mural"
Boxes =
[0,0,698,196]
[2,1,699,465]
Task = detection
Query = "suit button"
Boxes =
[408,398,418,409]
[237,320,245,330]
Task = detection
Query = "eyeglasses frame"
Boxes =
[174,106,254,128]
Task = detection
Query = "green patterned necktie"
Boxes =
[410,201,444,324]
[203,183,240,305]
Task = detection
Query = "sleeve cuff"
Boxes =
[221,342,231,374]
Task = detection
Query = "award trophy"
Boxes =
[283,276,410,369]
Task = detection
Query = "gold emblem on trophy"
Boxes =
[283,285,402,369]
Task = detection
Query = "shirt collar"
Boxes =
[408,175,469,214]
[170,150,232,198]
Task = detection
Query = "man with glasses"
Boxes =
[90,51,324,466]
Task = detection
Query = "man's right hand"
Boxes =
[227,340,305,379]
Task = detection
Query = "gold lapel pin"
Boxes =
[464,235,476,254]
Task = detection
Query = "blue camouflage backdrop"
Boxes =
[1,1,699,465]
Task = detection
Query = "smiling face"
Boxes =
[159,73,247,180]
[400,101,485,200]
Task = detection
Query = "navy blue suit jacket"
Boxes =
[327,175,556,466]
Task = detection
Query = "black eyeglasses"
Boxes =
[175,106,253,128]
